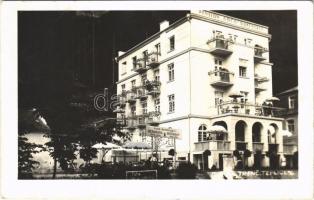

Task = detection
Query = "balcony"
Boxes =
[134,58,147,73]
[126,92,137,104]
[116,96,126,107]
[254,74,269,82]
[194,140,231,151]
[135,87,148,101]
[146,111,161,125]
[207,37,233,57]
[217,101,286,118]
[255,82,267,92]
[208,70,234,87]
[146,52,160,68]
[252,142,264,152]
[254,46,267,63]
[113,107,125,113]
[116,117,126,126]
[283,144,296,155]
[137,115,149,128]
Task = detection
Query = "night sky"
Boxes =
[18,11,297,108]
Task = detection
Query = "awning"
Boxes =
[208,125,228,134]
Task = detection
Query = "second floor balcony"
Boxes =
[254,46,268,63]
[134,58,147,73]
[146,51,160,68]
[207,37,233,57]
[208,70,234,87]
[135,87,148,100]
[194,140,231,151]
[126,92,137,104]
[216,101,286,118]
[146,111,161,125]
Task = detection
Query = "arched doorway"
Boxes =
[252,122,262,142]
[252,122,263,169]
[235,120,247,151]
[213,121,228,140]
[267,123,279,169]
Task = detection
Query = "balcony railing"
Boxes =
[135,87,148,100]
[216,101,286,118]
[126,91,137,104]
[134,58,147,73]
[146,111,161,125]
[208,70,234,87]
[283,144,296,155]
[146,52,160,68]
[253,142,264,152]
[207,37,233,57]
[254,74,269,82]
[137,114,149,128]
[194,140,231,151]
[145,80,161,96]
[254,46,268,63]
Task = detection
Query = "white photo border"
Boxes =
[1,1,313,199]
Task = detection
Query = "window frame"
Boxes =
[239,66,247,78]
[168,94,175,113]
[169,35,175,52]
[168,63,175,82]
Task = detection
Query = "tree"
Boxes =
[18,109,48,179]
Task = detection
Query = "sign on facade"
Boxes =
[146,126,182,139]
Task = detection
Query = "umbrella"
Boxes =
[123,141,151,149]
[266,97,280,101]
[92,142,121,149]
[282,130,293,137]
[208,125,228,133]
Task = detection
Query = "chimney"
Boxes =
[159,20,169,31]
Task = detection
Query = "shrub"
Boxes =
[176,162,197,179]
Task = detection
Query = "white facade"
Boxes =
[116,10,285,170]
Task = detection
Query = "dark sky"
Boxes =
[18,10,297,108]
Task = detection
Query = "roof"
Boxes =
[117,10,271,61]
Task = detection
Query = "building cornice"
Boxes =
[190,12,272,39]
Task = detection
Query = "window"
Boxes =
[198,125,207,142]
[287,120,295,134]
[168,63,174,81]
[214,91,224,107]
[239,66,247,77]
[121,61,127,74]
[131,105,136,116]
[131,80,136,89]
[121,84,126,93]
[168,94,175,113]
[154,69,160,82]
[244,38,252,45]
[141,73,147,84]
[289,95,297,109]
[132,56,137,70]
[141,101,147,115]
[169,36,175,51]
[214,58,223,75]
[155,98,160,113]
[155,43,161,55]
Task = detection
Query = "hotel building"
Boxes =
[115,10,286,170]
